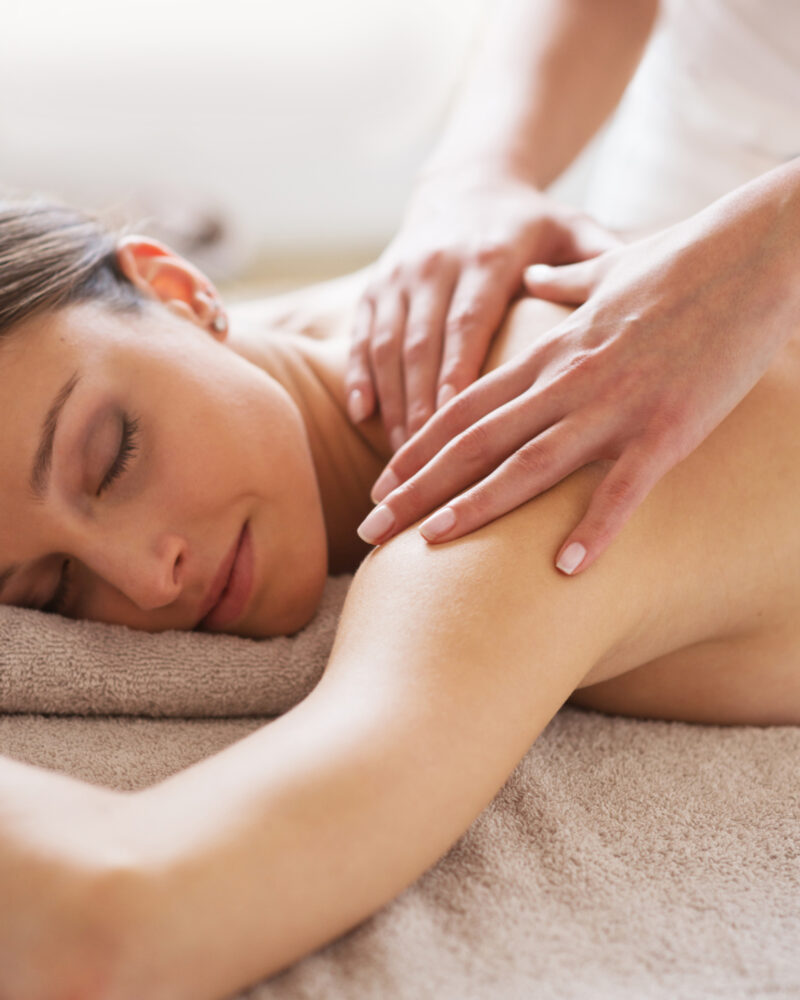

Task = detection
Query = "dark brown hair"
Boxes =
[0,198,141,336]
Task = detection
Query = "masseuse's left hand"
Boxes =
[357,162,800,574]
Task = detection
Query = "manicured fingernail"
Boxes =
[420,506,456,541]
[371,467,399,504]
[556,541,586,575]
[437,383,456,409]
[357,504,396,544]
[348,389,370,423]
[525,264,552,282]
[390,427,405,452]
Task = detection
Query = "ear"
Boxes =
[115,235,228,340]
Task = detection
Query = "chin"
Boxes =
[241,542,328,639]
[278,574,328,636]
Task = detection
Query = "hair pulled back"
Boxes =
[0,198,140,337]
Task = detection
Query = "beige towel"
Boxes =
[1,576,798,998]
[0,710,797,998]
[0,575,352,717]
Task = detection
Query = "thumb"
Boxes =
[523,258,602,305]
[560,215,624,262]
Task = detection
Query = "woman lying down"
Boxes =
[1,199,798,999]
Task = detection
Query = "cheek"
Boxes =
[254,443,328,635]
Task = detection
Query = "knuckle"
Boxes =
[417,249,448,280]
[564,348,600,376]
[403,333,431,366]
[351,328,371,351]
[452,421,493,466]
[446,302,485,341]
[385,264,405,285]
[360,286,378,309]
[647,397,686,442]
[472,241,511,270]
[545,350,600,392]
[445,390,479,427]
[508,440,549,480]
[393,474,429,515]
[601,472,639,510]
[371,330,400,362]
[459,486,494,523]
[406,399,434,428]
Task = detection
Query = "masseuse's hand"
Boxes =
[358,192,800,575]
[345,166,620,450]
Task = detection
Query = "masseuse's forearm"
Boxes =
[423,0,658,188]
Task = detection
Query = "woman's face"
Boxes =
[0,282,328,638]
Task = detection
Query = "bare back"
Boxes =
[488,297,800,724]
[234,278,800,725]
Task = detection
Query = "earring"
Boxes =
[196,288,228,335]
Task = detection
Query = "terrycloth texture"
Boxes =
[0,709,798,999]
[0,575,353,717]
[0,574,798,998]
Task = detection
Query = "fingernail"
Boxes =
[390,427,405,452]
[357,504,396,544]
[371,467,400,504]
[556,541,586,575]
[348,389,370,423]
[420,506,456,541]
[437,383,457,409]
[525,264,552,282]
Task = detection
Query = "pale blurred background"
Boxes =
[1,0,599,296]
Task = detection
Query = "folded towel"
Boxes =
[0,575,353,717]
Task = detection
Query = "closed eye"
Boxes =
[41,411,141,616]
[97,413,140,496]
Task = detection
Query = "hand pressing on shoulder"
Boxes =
[357,160,800,575]
[345,163,620,451]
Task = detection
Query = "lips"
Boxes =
[195,521,253,630]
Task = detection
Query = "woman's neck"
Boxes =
[225,275,570,575]
[226,313,391,574]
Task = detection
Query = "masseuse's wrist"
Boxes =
[414,147,544,197]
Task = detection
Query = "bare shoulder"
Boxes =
[227,269,369,342]
[336,325,800,725]
[331,459,686,701]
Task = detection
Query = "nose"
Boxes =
[82,528,187,612]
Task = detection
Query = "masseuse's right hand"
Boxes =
[345,165,621,451]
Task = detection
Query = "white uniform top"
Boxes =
[582,0,800,233]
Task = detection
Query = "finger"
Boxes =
[370,355,537,504]
[358,388,571,544]
[552,214,624,263]
[523,259,602,305]
[369,291,408,452]
[345,296,377,422]
[554,443,668,576]
[437,261,517,406]
[414,417,597,543]
[402,270,457,438]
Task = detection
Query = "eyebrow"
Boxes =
[0,369,81,599]
[29,369,82,502]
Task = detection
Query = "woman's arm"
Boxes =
[107,462,673,1000]
[0,754,135,1000]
